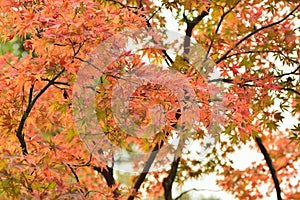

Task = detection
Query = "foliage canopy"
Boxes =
[0,0,299,199]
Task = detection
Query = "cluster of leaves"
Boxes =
[0,0,299,199]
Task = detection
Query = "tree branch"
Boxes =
[69,39,85,57]
[93,165,115,187]
[67,164,80,183]
[127,141,163,200]
[16,68,65,155]
[127,109,181,200]
[93,165,120,198]
[255,137,282,200]
[183,9,209,57]
[109,1,174,66]
[224,50,299,65]
[206,1,241,59]
[159,10,211,199]
[208,78,233,83]
[275,65,300,78]
[146,3,166,23]
[144,10,174,65]
[209,78,300,96]
[162,157,180,200]
[174,188,222,200]
[216,4,300,64]
[281,87,300,96]
[74,56,131,82]
[71,154,119,197]
[41,77,70,86]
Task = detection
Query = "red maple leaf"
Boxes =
[231,65,241,75]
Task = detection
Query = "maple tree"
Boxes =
[0,0,299,199]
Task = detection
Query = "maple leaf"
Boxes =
[231,65,241,75]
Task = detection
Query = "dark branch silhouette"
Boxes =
[183,9,209,57]
[127,141,163,200]
[255,137,282,200]
[93,166,116,187]
[16,68,65,155]
[275,66,300,78]
[93,162,120,198]
[162,157,180,200]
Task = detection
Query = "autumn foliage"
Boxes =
[0,0,299,199]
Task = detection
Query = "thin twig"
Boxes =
[147,3,166,23]
[67,164,80,183]
[282,88,300,96]
[41,77,70,86]
[206,0,241,59]
[224,50,299,64]
[73,153,93,167]
[275,66,300,78]
[216,4,300,64]
[174,188,222,200]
